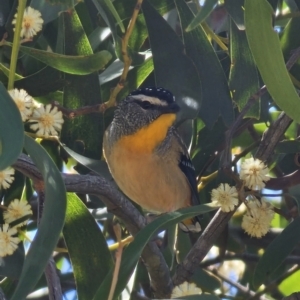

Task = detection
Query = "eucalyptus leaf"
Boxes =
[63,193,113,300]
[186,0,218,32]
[142,0,202,122]
[253,217,300,288]
[11,135,66,300]
[0,83,24,170]
[245,0,300,123]
[13,44,112,75]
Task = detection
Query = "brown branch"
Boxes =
[13,154,172,299]
[45,258,63,300]
[53,101,102,119]
[210,268,258,299]
[266,170,300,190]
[172,208,235,286]
[255,112,292,161]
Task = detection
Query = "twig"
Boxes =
[0,287,7,300]
[172,208,236,286]
[45,258,63,300]
[266,170,300,190]
[109,236,134,251]
[100,0,144,112]
[255,112,292,161]
[53,101,102,118]
[210,268,257,298]
[108,224,123,300]
[232,140,261,165]
[200,253,300,268]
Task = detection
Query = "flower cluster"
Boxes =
[211,183,238,212]
[0,167,15,190]
[211,157,273,238]
[0,199,32,257]
[242,198,274,238]
[171,281,202,298]
[240,157,270,190]
[12,7,44,40]
[8,88,64,138]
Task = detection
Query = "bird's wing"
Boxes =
[172,129,202,231]
[172,130,199,203]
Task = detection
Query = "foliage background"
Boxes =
[1,0,300,299]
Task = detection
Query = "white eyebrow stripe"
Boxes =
[130,94,168,106]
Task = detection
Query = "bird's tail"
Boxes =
[179,216,202,233]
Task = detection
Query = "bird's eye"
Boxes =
[140,101,152,109]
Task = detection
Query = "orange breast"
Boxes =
[105,145,191,213]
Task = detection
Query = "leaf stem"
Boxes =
[8,0,26,90]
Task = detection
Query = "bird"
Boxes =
[103,87,201,232]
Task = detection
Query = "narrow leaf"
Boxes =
[186,0,218,32]
[253,217,300,288]
[11,135,66,300]
[229,18,260,118]
[0,83,24,170]
[63,193,113,300]
[224,0,245,30]
[60,10,105,159]
[245,0,300,123]
[11,44,112,75]
[142,0,202,121]
[176,0,233,128]
[61,144,112,179]
[0,245,24,278]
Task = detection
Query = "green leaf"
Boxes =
[279,269,300,296]
[275,140,300,153]
[0,83,24,170]
[93,0,145,65]
[63,193,113,300]
[224,0,245,30]
[93,204,217,299]
[103,0,125,33]
[0,245,24,278]
[12,44,112,75]
[142,0,202,121]
[229,18,260,118]
[253,217,300,288]
[14,66,64,97]
[11,135,67,300]
[245,0,300,123]
[30,0,73,24]
[280,17,300,82]
[192,268,221,292]
[60,10,106,159]
[61,144,112,179]
[0,63,23,80]
[186,0,218,32]
[175,0,233,128]
[192,117,227,176]
[101,57,154,102]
